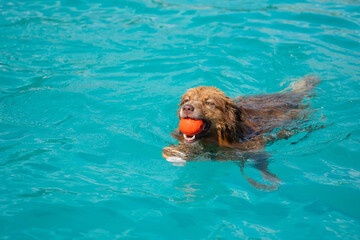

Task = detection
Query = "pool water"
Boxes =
[1,0,360,239]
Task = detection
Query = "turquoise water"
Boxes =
[1,0,360,239]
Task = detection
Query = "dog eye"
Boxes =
[205,100,213,105]
[181,99,190,105]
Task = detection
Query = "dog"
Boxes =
[163,76,320,190]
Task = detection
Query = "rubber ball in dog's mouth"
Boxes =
[179,118,204,143]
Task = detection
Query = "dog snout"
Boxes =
[182,104,194,114]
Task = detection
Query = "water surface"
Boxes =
[1,0,360,239]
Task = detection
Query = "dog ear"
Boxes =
[226,100,242,124]
[229,101,247,140]
[216,99,247,144]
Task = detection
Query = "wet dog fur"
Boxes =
[163,76,320,190]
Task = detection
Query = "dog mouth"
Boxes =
[182,119,211,144]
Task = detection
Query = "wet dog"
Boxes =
[163,76,320,190]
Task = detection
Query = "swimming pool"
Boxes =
[1,0,359,239]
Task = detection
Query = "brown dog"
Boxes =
[163,76,320,190]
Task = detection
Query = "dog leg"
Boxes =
[238,152,281,191]
[251,152,282,183]
[239,164,280,191]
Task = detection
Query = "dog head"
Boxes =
[178,86,245,144]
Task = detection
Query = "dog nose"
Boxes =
[183,104,194,114]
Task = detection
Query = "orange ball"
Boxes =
[179,118,204,135]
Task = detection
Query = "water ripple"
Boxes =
[1,0,360,239]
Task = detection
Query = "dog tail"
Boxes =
[287,75,320,93]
